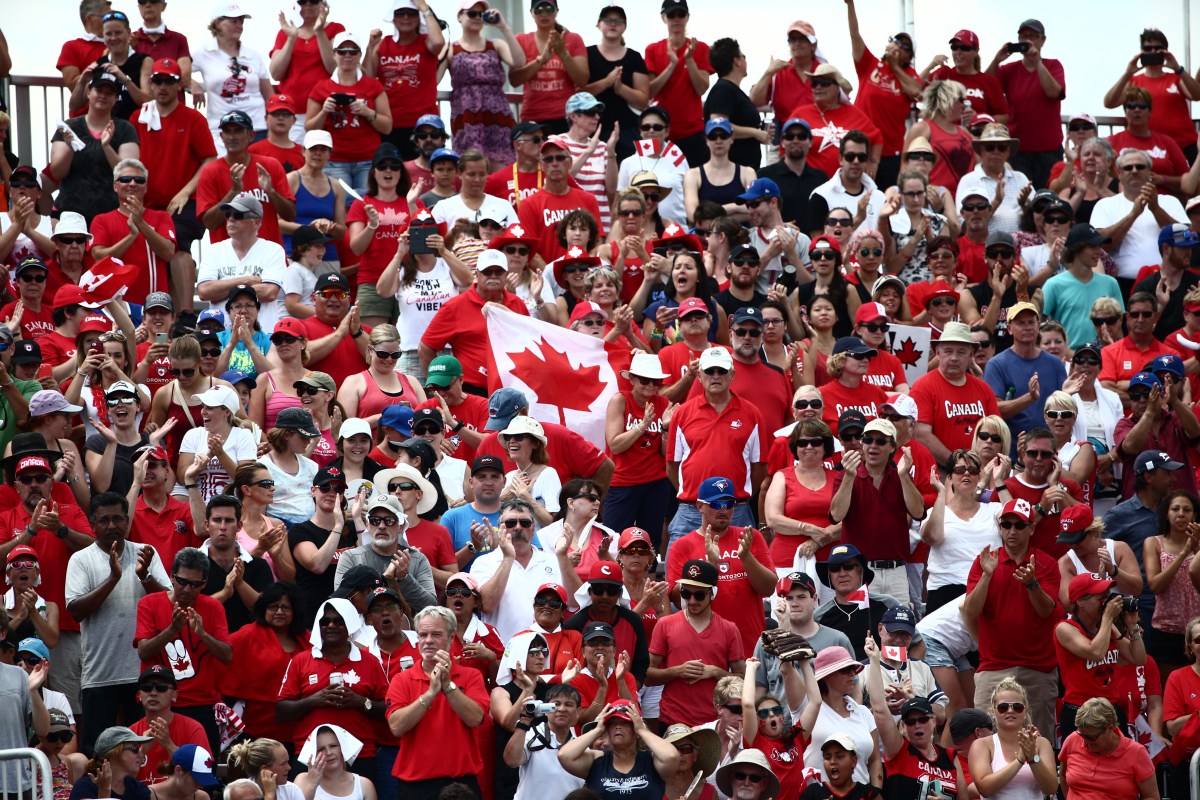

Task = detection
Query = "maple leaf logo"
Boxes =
[566,245,586,259]
[663,222,683,237]
[342,669,361,687]
[510,225,525,237]
[894,337,924,369]
[508,338,606,425]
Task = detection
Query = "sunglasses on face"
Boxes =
[413,131,447,140]
[1129,390,1151,402]
[16,474,50,486]
[107,396,137,407]
[986,249,1015,260]
[811,251,839,262]
[703,367,729,376]
[116,175,147,185]
[367,515,400,528]
[903,715,932,726]
[731,257,760,268]
[478,267,506,278]
[374,350,402,360]
[445,587,475,598]
[542,154,570,163]
[18,273,47,283]
[862,435,891,446]
[1122,163,1149,172]
[782,131,812,142]
[319,616,347,628]
[733,772,764,784]
[622,546,652,556]
[389,482,419,492]
[198,347,221,358]
[949,43,976,52]
[526,646,550,657]
[996,702,1025,713]
[503,517,535,529]
[757,706,784,719]
[503,245,530,256]
[618,209,644,218]
[641,192,663,203]
[9,180,39,189]
[1045,409,1076,420]
[1068,123,1095,132]
[140,682,172,693]
[810,78,836,89]
[632,375,663,387]
[168,365,195,378]
[842,152,869,163]
[8,560,36,570]
[794,438,825,449]
[706,132,731,141]
[952,464,981,476]
[316,289,348,300]
[1127,309,1155,319]
[271,335,300,346]
[839,431,863,442]
[665,9,688,19]
[563,265,591,275]
[573,493,600,503]
[640,123,667,133]
[680,588,711,601]
[293,386,324,398]
[533,596,564,608]
[44,731,74,744]
[316,484,344,494]
[1073,356,1100,366]
[1025,449,1054,460]
[962,202,990,212]
[793,399,823,409]
[589,584,621,597]
[173,574,205,589]
[1124,102,1150,111]
[825,217,853,227]
[999,520,1030,530]
[414,424,441,436]
[703,498,735,511]
[733,327,763,338]
[929,297,958,309]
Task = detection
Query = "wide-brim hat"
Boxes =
[812,645,865,681]
[2,432,62,474]
[803,63,852,94]
[715,749,780,800]
[630,171,673,200]
[662,724,721,779]
[373,464,437,515]
[815,543,873,588]
[973,123,1019,153]
[499,415,547,447]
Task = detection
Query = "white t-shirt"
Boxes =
[258,453,318,522]
[468,547,565,641]
[1020,242,1052,280]
[803,698,877,784]
[617,153,689,226]
[561,135,611,230]
[0,214,52,275]
[915,596,977,659]
[178,425,259,501]
[504,467,561,517]
[396,260,457,352]
[281,260,318,317]
[514,278,556,316]
[926,501,1003,591]
[197,238,288,333]
[192,40,270,150]
[431,194,517,230]
[434,455,467,505]
[1090,192,1187,279]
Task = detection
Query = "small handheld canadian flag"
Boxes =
[882,646,908,662]
[844,587,869,610]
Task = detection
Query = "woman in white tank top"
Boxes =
[295,725,377,800]
[968,679,1058,799]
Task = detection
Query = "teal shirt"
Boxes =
[1042,270,1124,348]
[216,330,272,378]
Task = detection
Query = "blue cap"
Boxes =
[816,543,874,588]
[171,745,219,788]
[736,177,781,203]
[1150,354,1185,377]
[698,476,736,504]
[565,92,605,115]
[704,116,733,136]
[221,370,256,388]
[415,114,445,131]
[1159,223,1200,247]
[832,336,878,357]
[379,405,414,436]
[16,637,50,661]
[1129,372,1162,392]
[197,308,225,326]
[781,117,812,134]
[881,605,917,633]
[429,147,459,165]
[486,387,528,431]
[731,307,764,326]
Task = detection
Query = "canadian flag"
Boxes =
[844,587,870,610]
[485,309,619,447]
[882,646,907,662]
[78,256,140,307]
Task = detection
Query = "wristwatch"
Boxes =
[444,681,459,694]
[55,526,68,540]
[451,420,465,433]
[351,329,364,338]
[363,698,373,711]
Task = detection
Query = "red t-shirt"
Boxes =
[134,592,229,705]
[649,610,743,727]
[1055,617,1123,706]
[863,350,908,392]
[1131,71,1199,148]
[374,35,439,128]
[853,47,920,156]
[570,669,639,712]
[516,187,606,263]
[57,39,107,117]
[130,494,200,573]
[909,370,1000,454]
[270,23,347,102]
[1113,656,1163,734]
[385,661,490,780]
[666,393,768,502]
[135,340,174,397]
[1099,335,1182,385]
[308,76,388,163]
[131,713,208,784]
[785,102,883,180]
[819,379,887,434]
[0,301,54,341]
[609,390,670,487]
[346,196,417,285]
[515,31,587,122]
[486,167,540,207]
[131,104,219,210]
[1003,475,1086,560]
[830,463,918,562]
[277,648,388,755]
[929,66,1009,119]
[666,526,773,657]
[996,58,1066,152]
[765,62,820,121]
[406,519,456,569]
[247,139,303,174]
[38,330,78,368]
[1164,660,1200,728]
[658,341,711,384]
[1108,130,1188,185]
[196,155,294,246]
[475,421,608,486]
[966,545,1061,672]
[955,236,988,285]
[1059,732,1154,800]
[447,393,489,464]
[301,317,370,386]
[644,39,714,140]
[420,286,529,389]
[88,209,176,304]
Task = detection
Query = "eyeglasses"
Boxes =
[952,465,981,475]
[733,328,763,338]
[861,435,891,446]
[640,123,667,133]
[139,682,172,693]
[16,475,50,485]
[533,596,565,608]
[794,438,824,449]
[839,431,863,442]
[316,484,345,494]
[733,772,764,784]
[541,154,570,163]
[1068,123,1096,132]
[703,367,729,376]
[445,587,474,598]
[265,603,293,614]
[757,706,784,719]
[679,588,711,601]
[573,493,600,502]
[842,152,869,163]
[44,731,74,744]
[503,245,530,256]
[373,350,402,360]
[930,297,957,308]
[793,399,823,409]
[413,130,447,140]
[115,175,147,185]
[1127,309,1155,319]
[389,482,419,493]
[18,273,47,283]
[589,584,621,597]
[294,386,323,397]
[1124,102,1150,111]
[169,367,196,378]
[1025,449,1055,460]
[1045,409,1076,420]
[368,515,401,528]
[903,715,933,726]
[15,655,43,666]
[503,517,535,529]
[1090,316,1119,327]
[762,318,786,328]
[999,520,1030,530]
[962,202,990,212]
[996,702,1026,713]
[1121,163,1149,172]
[704,499,735,511]
[811,251,839,261]
[1073,356,1100,366]
[825,217,853,227]
[173,574,205,589]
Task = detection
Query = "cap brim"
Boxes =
[1056,530,1087,544]
[191,773,219,788]
[485,415,515,432]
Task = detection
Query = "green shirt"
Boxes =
[0,378,40,455]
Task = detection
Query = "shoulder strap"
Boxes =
[173,381,197,429]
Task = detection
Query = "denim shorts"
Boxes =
[923,634,972,672]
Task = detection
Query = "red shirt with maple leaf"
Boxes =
[475,421,608,486]
[667,392,768,502]
[610,389,670,487]
[516,187,605,263]
[909,370,1000,454]
[134,591,229,706]
[687,357,792,438]
[347,196,419,285]
[196,154,294,246]
[421,286,528,391]
[277,647,388,755]
[864,349,909,392]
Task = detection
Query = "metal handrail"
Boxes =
[0,747,54,800]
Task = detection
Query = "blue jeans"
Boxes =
[375,745,398,800]
[666,502,756,553]
[324,160,372,205]
[602,478,676,549]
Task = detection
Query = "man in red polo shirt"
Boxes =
[89,161,177,308]
[56,1,109,103]
[131,58,216,315]
[659,297,719,399]
[964,497,1062,739]
[516,138,605,263]
[135,547,231,754]
[910,321,1000,464]
[301,274,372,386]
[129,446,199,570]
[387,606,489,800]
[1099,291,1181,403]
[667,347,768,547]
[418,250,529,396]
[196,111,296,247]
[666,477,775,658]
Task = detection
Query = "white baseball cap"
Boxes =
[698,347,733,371]
[303,130,333,150]
[211,2,251,21]
[197,385,240,413]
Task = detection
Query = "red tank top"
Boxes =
[608,390,669,487]
[356,370,418,420]
[777,466,837,565]
[926,122,976,196]
[163,378,214,470]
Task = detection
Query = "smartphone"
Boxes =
[917,780,942,800]
[154,332,168,345]
[89,341,103,355]
[330,92,355,106]
[1141,52,1166,67]
[409,225,436,255]
[1006,42,1030,54]
[482,9,499,24]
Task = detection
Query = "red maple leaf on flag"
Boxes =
[509,338,606,426]
[894,337,924,368]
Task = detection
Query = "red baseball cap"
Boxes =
[677,297,709,318]
[146,445,170,462]
[606,698,638,723]
[536,583,568,605]
[79,314,113,334]
[854,301,889,325]
[53,284,87,309]
[809,234,842,255]
[999,498,1034,523]
[588,561,623,585]
[924,284,959,306]
[5,546,38,565]
[569,301,608,327]
[949,30,979,48]
[14,456,52,476]
[1057,505,1095,544]
[272,317,307,339]
[618,527,653,550]
[1067,572,1113,604]
[151,59,181,79]
[266,94,297,115]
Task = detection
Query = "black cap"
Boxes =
[729,244,760,262]
[333,565,384,597]
[275,407,321,438]
[1073,341,1102,360]
[582,621,616,643]
[412,408,444,432]
[837,408,867,432]
[11,340,41,365]
[218,110,254,130]
[314,273,351,293]
[89,71,120,90]
[138,665,177,686]
[1136,450,1186,475]
[292,225,334,251]
[949,708,993,742]
[1066,223,1111,249]
[366,586,401,608]
[640,105,670,125]
[471,455,504,475]
[372,142,403,167]
[314,464,347,488]
[731,307,764,327]
[881,605,916,633]
[598,5,626,21]
[660,0,688,13]
[510,121,545,142]
[676,559,718,588]
[396,438,437,470]
[900,697,935,718]
[226,284,260,308]
[195,329,221,344]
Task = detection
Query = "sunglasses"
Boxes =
[1068,123,1096,132]
[1129,390,1151,401]
[223,210,257,221]
[951,463,982,477]
[1090,316,1120,328]
[794,438,825,449]
[445,587,475,598]
[271,335,300,345]
[723,703,743,715]
[858,322,889,335]
[618,209,644,218]
[562,264,589,274]
[413,130,447,140]
[169,366,195,377]
[414,424,442,436]
[373,350,402,360]
[573,493,600,502]
[589,584,621,597]
[861,435,891,446]
[839,431,863,442]
[1124,102,1150,111]
[928,297,957,309]
[793,399,823,410]
[903,715,933,726]
[622,546,652,556]
[632,375,663,387]
[640,123,667,132]
[199,347,221,358]
[526,646,550,656]
[706,132,731,141]
[962,202,990,212]
[139,683,172,693]
[316,484,345,494]
[665,9,688,19]
[367,515,400,527]
[999,520,1030,530]
[704,498,735,511]
[9,180,39,189]
[533,596,565,608]
[756,706,784,719]
[107,396,137,407]
[1073,356,1100,366]
[173,574,205,589]
[1121,163,1149,172]
[906,152,936,163]
[44,731,74,744]
[679,588,711,601]
[733,772,764,784]
[996,702,1026,713]
[18,273,47,283]
[1045,409,1075,420]
[1043,213,1072,225]
[503,517,535,529]
[949,43,976,52]
[782,132,811,141]
[733,328,762,338]
[294,386,323,397]
[16,475,50,485]
[542,154,570,163]
[316,289,348,299]
[731,257,761,268]
[642,192,662,203]
[986,249,1015,259]
[1025,449,1055,460]
[1127,310,1155,319]
[811,251,839,261]
[116,175,147,185]
[842,152,869,163]
[102,11,129,21]
[389,482,419,492]
[825,217,853,227]
[251,479,276,489]
[7,560,36,570]
[503,245,530,257]
[810,78,837,89]
[703,367,729,376]
[376,162,403,172]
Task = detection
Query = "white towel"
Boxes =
[139,102,162,131]
[56,122,85,152]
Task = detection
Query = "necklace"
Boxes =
[511,163,543,208]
